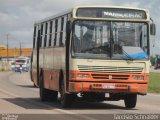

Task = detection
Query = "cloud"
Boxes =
[0,29,32,48]
[0,0,160,54]
[0,12,19,31]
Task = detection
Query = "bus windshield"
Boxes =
[72,20,148,60]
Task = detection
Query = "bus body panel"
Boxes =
[69,82,148,95]
[41,47,66,91]
[31,49,38,85]
[68,59,149,94]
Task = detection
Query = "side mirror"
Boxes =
[150,23,156,35]
[66,21,72,34]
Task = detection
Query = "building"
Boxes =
[0,45,7,50]
[0,47,32,70]
[0,48,32,58]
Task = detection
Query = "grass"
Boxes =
[149,72,160,93]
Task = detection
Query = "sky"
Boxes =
[0,0,159,55]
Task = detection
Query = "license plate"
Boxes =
[102,84,115,89]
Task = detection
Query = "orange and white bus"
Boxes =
[30,6,156,108]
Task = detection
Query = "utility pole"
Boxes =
[20,42,22,56]
[6,34,9,62]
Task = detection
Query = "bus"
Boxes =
[30,6,156,108]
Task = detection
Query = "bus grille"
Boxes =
[91,74,129,80]
[78,65,143,73]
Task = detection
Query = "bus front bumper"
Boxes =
[69,82,148,95]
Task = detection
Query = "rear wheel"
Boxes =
[60,80,74,108]
[124,94,137,108]
[47,90,58,101]
[39,74,48,101]
[39,73,58,101]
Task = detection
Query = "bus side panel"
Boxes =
[43,48,51,89]
[31,48,38,85]
[43,47,66,91]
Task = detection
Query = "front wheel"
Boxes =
[60,80,74,108]
[124,94,137,108]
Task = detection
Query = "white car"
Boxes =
[14,57,30,72]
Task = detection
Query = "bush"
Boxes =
[150,56,155,66]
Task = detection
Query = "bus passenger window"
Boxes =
[40,24,43,48]
[49,21,53,47]
[54,19,58,46]
[51,20,55,47]
[56,18,61,46]
[63,15,67,46]
[59,17,64,47]
[44,22,48,47]
[33,26,36,48]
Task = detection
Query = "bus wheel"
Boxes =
[60,80,74,108]
[39,74,49,101]
[124,94,137,108]
[39,74,58,101]
[48,90,58,101]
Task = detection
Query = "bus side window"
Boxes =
[44,22,48,47]
[49,21,53,47]
[59,17,64,47]
[68,14,71,20]
[33,26,36,48]
[56,18,61,46]
[51,20,55,47]
[63,15,67,46]
[46,22,50,47]
[39,24,43,47]
[54,19,58,46]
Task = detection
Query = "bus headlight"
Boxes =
[77,74,83,78]
[83,74,89,78]
[77,74,89,78]
[132,75,144,80]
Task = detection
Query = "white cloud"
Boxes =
[0,0,160,53]
[9,29,33,48]
[121,2,140,8]
[0,12,19,29]
[73,0,113,6]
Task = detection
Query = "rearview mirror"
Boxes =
[150,23,156,35]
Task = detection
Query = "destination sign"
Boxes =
[76,8,147,19]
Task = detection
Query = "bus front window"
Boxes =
[72,20,149,60]
[112,22,148,60]
[72,20,111,59]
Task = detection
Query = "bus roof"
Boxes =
[34,5,149,25]
[35,9,72,25]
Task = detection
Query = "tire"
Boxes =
[39,74,48,101]
[60,79,74,108]
[47,90,58,101]
[124,94,137,108]
[39,73,58,101]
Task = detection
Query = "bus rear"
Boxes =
[66,6,156,108]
